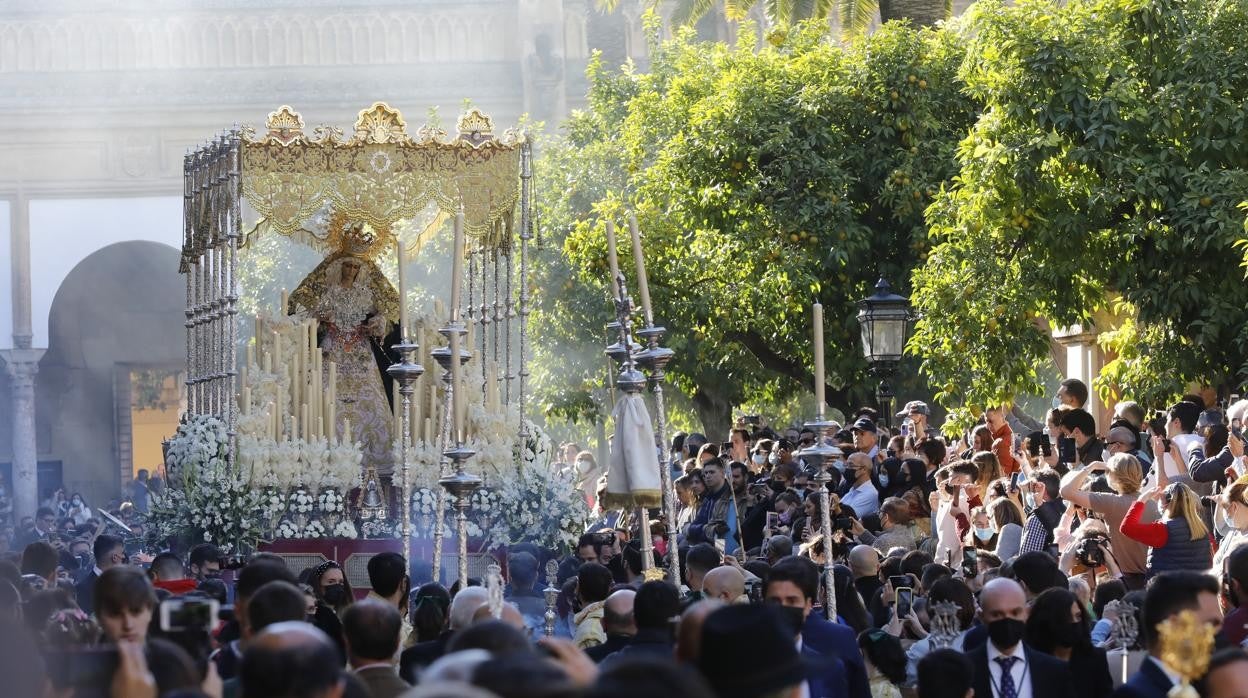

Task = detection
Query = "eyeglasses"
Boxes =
[1105,441,1126,447]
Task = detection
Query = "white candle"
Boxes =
[628,214,653,325]
[246,342,255,371]
[450,330,464,442]
[424,417,433,443]
[280,288,289,315]
[242,387,251,416]
[344,418,352,444]
[605,219,621,301]
[813,302,825,412]
[301,403,309,441]
[396,238,408,340]
[450,207,466,322]
[290,415,298,443]
[263,351,272,374]
[273,332,282,371]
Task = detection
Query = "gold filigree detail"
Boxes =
[350,102,412,146]
[643,567,665,582]
[234,104,522,249]
[264,105,306,145]
[1157,609,1215,685]
[457,108,495,142]
[324,209,393,262]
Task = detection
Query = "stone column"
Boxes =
[2,349,43,522]
[6,195,42,521]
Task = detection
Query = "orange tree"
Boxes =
[531,21,977,433]
[910,0,1248,422]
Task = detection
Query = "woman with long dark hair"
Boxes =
[833,564,872,634]
[1025,587,1113,698]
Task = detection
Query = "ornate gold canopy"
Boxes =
[240,102,524,250]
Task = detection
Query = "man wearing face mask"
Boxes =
[839,453,880,519]
[968,578,1074,698]
[765,556,869,698]
[189,543,223,582]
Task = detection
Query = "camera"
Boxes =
[744,577,764,603]
[1075,534,1110,568]
[743,415,761,426]
[160,596,220,633]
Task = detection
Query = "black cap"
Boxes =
[851,417,877,434]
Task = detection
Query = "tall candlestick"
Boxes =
[628,214,653,325]
[813,302,825,413]
[605,220,621,301]
[451,207,466,321]
[450,330,464,442]
[396,238,409,340]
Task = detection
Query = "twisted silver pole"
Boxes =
[635,325,679,587]
[430,328,467,583]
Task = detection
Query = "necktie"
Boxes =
[995,656,1020,698]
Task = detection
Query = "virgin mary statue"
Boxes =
[289,250,400,475]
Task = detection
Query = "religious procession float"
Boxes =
[147,101,690,591]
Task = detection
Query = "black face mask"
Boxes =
[777,605,806,636]
[987,618,1026,649]
[769,479,788,495]
[323,583,349,606]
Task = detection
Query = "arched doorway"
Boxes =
[36,241,184,507]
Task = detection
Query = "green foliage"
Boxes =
[911,0,1248,427]
[533,21,977,433]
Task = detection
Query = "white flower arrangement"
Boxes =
[275,518,301,539]
[318,488,345,514]
[302,519,327,539]
[332,520,358,538]
[289,488,315,515]
[145,415,265,555]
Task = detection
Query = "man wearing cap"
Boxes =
[897,401,938,442]
[851,418,881,464]
[697,603,849,698]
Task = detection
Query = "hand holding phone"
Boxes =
[895,587,914,618]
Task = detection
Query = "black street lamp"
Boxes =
[856,277,914,430]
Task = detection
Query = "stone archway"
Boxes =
[36,240,184,506]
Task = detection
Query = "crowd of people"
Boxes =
[4,378,1248,697]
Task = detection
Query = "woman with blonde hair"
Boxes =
[1120,480,1212,576]
[1213,474,1248,571]
[970,451,1001,501]
[1060,453,1153,590]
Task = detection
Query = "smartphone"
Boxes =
[160,597,220,633]
[896,587,914,618]
[1058,436,1077,463]
[1009,471,1020,492]
[765,511,780,530]
[962,548,978,577]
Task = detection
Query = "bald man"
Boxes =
[675,599,723,663]
[584,590,636,663]
[702,566,746,604]
[967,578,1073,698]
[848,545,883,602]
[470,601,527,632]
[240,622,345,698]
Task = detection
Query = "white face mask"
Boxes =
[768,452,780,466]
[752,453,766,466]
[1024,490,1037,509]
[1101,449,1111,463]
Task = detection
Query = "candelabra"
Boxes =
[385,339,424,547]
[797,414,842,620]
[634,323,680,587]
[543,559,560,637]
[430,323,472,584]
[605,277,656,578]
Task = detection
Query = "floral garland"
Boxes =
[145,415,265,555]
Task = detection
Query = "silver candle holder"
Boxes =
[605,276,656,578]
[634,324,680,587]
[543,558,559,637]
[386,339,425,547]
[797,415,842,620]
[430,322,472,584]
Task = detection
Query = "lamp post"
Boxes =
[855,278,913,430]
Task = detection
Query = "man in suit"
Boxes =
[1113,571,1223,698]
[765,556,870,698]
[969,577,1074,698]
[344,599,409,698]
[698,603,846,698]
[75,533,125,615]
[14,507,56,549]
